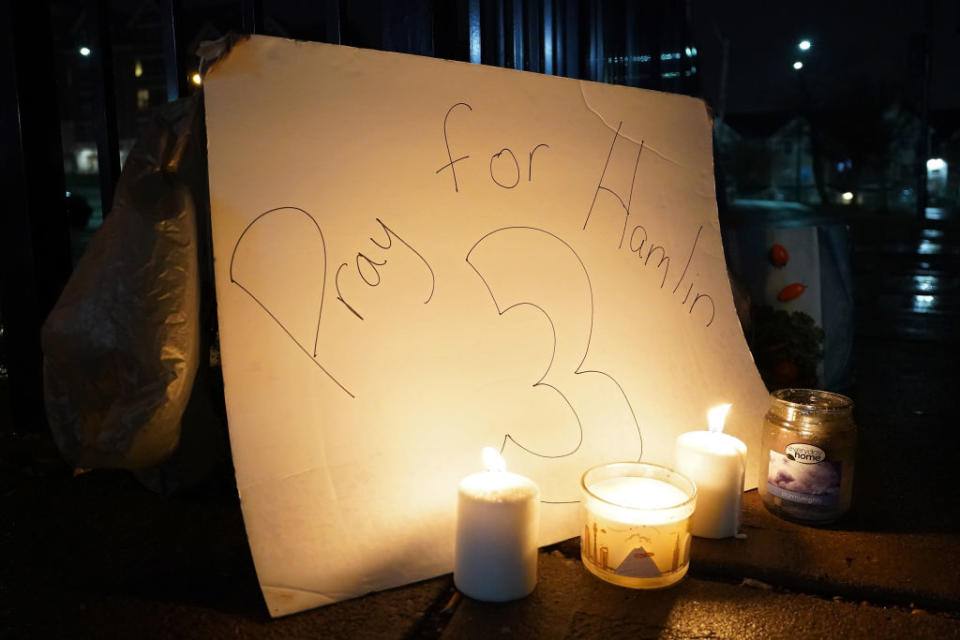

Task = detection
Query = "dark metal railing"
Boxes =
[1,0,73,433]
[87,0,120,215]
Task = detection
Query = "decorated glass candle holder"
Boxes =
[580,462,697,589]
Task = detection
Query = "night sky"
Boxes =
[692,0,960,114]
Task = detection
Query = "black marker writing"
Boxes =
[583,121,643,250]
[435,102,550,192]
[335,262,364,321]
[335,217,436,320]
[490,148,520,189]
[230,206,354,398]
[435,102,472,192]
[357,253,387,286]
[583,124,716,327]
[466,226,643,504]
[672,224,701,294]
[690,292,716,326]
[528,143,550,181]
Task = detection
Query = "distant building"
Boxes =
[715,105,958,212]
[716,113,817,205]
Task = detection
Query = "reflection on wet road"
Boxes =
[852,210,959,340]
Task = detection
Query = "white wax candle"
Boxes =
[580,465,696,589]
[589,477,692,522]
[675,430,746,538]
[454,450,540,602]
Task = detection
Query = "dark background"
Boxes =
[1,2,958,636]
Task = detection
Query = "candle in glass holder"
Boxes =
[674,404,747,539]
[580,462,696,589]
[454,447,540,601]
[760,389,856,524]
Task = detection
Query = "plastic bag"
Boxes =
[41,97,202,470]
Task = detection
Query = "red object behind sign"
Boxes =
[778,283,806,301]
[769,244,789,267]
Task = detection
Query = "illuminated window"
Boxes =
[137,89,150,110]
[134,60,143,77]
[76,147,98,173]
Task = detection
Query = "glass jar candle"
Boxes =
[580,462,696,589]
[760,389,857,524]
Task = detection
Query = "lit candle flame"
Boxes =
[707,403,732,434]
[482,446,506,472]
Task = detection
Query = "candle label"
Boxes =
[785,443,825,464]
[766,446,841,506]
[581,515,691,586]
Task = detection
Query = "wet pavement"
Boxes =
[851,209,960,341]
[1,207,959,638]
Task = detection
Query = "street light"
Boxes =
[799,39,812,51]
[79,46,91,57]
[793,61,804,70]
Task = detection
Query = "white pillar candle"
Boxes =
[674,404,747,539]
[454,447,540,602]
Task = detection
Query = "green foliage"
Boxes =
[749,305,825,391]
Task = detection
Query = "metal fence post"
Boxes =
[161,0,186,103]
[242,0,264,34]
[0,0,72,434]
[87,0,121,216]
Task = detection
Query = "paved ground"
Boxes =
[446,554,960,640]
[1,207,958,638]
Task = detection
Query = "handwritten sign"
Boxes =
[204,35,768,616]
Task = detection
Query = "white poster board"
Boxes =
[204,35,768,616]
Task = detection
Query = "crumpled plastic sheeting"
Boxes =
[42,98,201,470]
